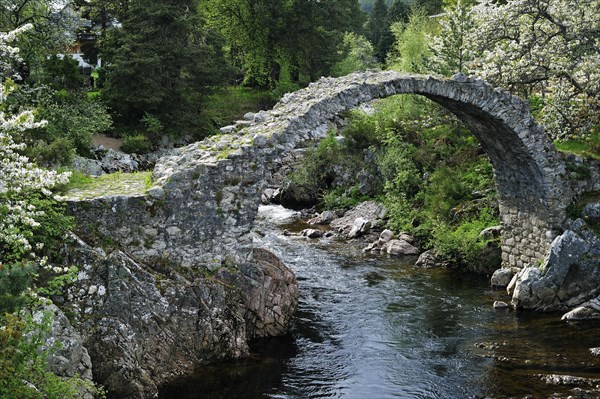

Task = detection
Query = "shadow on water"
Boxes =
[159,206,600,399]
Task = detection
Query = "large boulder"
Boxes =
[509,219,600,311]
[384,239,419,256]
[331,201,387,237]
[59,236,298,399]
[561,296,600,321]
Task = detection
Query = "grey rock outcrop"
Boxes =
[58,236,297,399]
[45,304,93,381]
[509,219,600,312]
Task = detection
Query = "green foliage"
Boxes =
[428,0,475,76]
[331,32,379,77]
[365,0,389,61]
[430,208,497,266]
[270,61,301,100]
[203,86,274,129]
[0,311,104,399]
[37,266,78,298]
[102,0,232,140]
[121,133,152,154]
[0,192,73,265]
[41,55,84,91]
[204,0,365,87]
[49,91,111,153]
[322,185,370,210]
[388,9,436,73]
[554,130,600,160]
[0,263,36,314]
[9,86,113,165]
[289,132,344,195]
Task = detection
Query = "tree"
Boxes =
[102,0,231,139]
[203,0,365,87]
[465,0,600,139]
[378,0,410,63]
[413,0,444,15]
[0,0,78,81]
[428,0,475,76]
[331,32,379,77]
[388,9,436,73]
[365,0,388,61]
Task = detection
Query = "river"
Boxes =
[159,205,600,399]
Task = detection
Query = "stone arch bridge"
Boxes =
[72,70,578,273]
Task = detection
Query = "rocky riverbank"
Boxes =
[47,234,297,398]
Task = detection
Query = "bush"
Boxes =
[121,133,152,154]
[430,208,498,266]
[0,311,104,399]
[9,86,113,165]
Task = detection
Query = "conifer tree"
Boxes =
[102,0,230,139]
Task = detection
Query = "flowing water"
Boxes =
[159,205,600,399]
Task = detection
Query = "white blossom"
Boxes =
[462,0,600,139]
[0,26,71,264]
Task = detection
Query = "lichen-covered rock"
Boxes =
[509,219,600,311]
[45,304,93,381]
[59,236,297,399]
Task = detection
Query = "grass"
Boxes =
[554,132,600,160]
[203,85,274,129]
[59,170,154,200]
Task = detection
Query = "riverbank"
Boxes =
[160,205,600,399]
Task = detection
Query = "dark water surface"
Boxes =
[159,206,600,399]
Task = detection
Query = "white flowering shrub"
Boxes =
[462,0,600,139]
[1,26,72,311]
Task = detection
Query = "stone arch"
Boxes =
[78,71,570,272]
[243,71,567,268]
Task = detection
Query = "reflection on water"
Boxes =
[159,206,600,399]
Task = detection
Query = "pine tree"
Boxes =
[365,0,388,61]
[102,0,231,139]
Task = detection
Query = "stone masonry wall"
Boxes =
[68,70,575,277]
